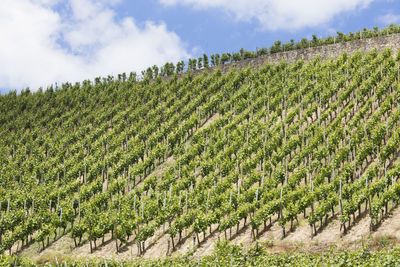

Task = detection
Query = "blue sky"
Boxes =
[115,0,400,55]
[0,0,399,93]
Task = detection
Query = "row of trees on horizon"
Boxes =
[139,24,400,81]
[4,24,400,96]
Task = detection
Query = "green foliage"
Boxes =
[1,39,400,263]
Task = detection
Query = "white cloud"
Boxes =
[0,0,190,91]
[159,0,373,30]
[377,13,400,25]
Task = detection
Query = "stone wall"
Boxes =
[192,33,400,75]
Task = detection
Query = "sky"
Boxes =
[0,0,399,93]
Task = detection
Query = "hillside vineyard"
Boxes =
[1,48,400,257]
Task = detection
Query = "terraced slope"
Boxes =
[1,48,400,262]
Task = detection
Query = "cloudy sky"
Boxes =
[0,0,399,93]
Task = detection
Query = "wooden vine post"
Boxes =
[310,181,314,238]
[339,180,346,234]
[114,220,118,254]
[88,219,93,254]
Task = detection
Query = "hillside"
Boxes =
[2,42,400,265]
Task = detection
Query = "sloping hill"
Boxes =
[1,42,400,264]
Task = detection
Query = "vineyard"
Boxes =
[2,44,400,265]
[3,240,400,266]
